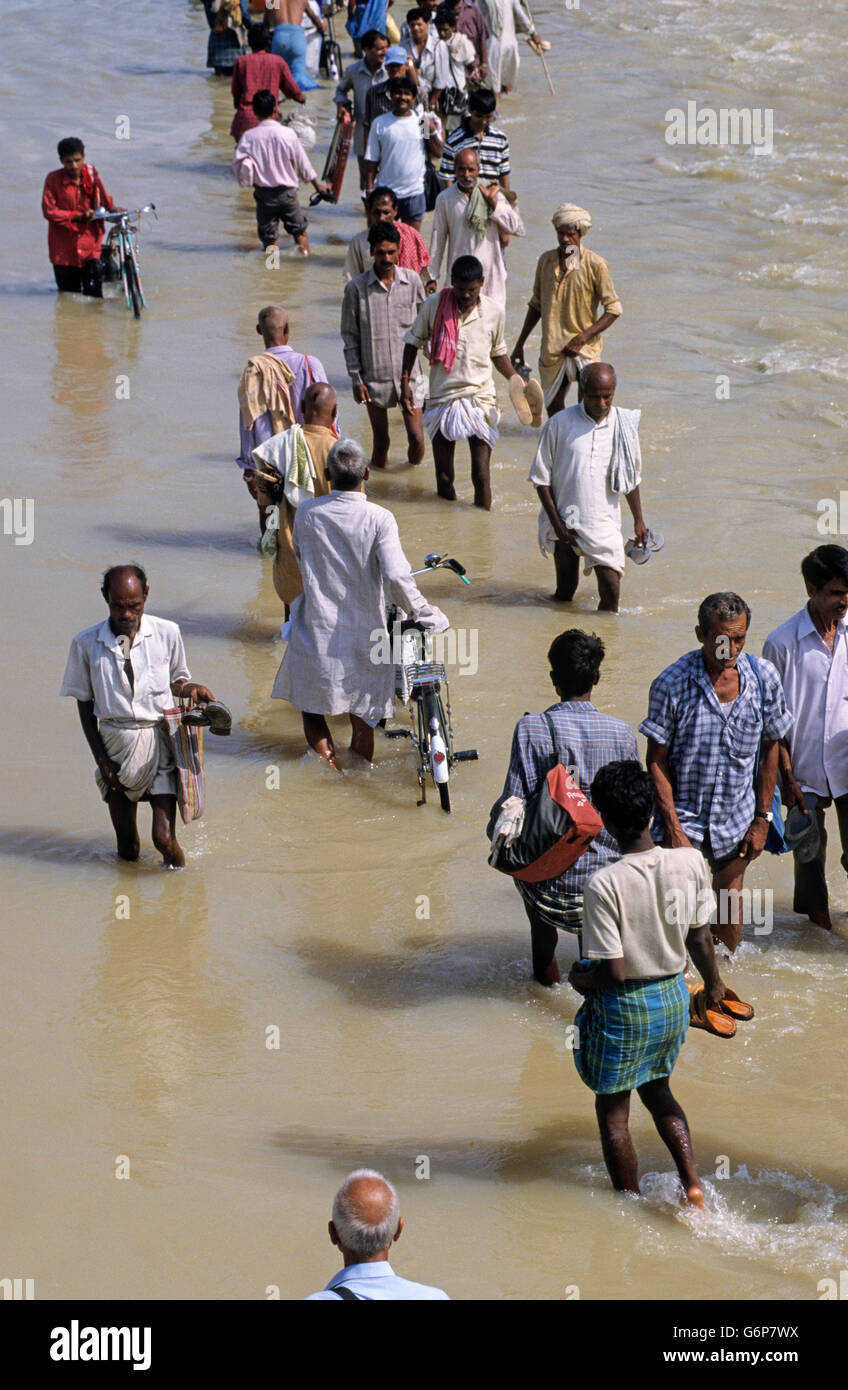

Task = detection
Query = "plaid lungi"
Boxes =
[516,880,583,933]
[573,973,689,1094]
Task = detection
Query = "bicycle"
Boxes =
[91,204,156,318]
[382,554,478,814]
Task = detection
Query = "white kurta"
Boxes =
[529,404,640,576]
[484,0,533,93]
[428,183,523,308]
[271,491,449,725]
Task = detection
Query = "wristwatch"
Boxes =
[753,811,773,822]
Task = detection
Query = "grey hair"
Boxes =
[332,1169,400,1259]
[327,437,368,489]
[697,591,751,633]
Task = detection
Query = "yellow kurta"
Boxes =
[529,247,622,395]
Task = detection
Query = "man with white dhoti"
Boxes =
[529,363,650,613]
[60,565,216,865]
[428,148,523,309]
[512,203,622,418]
[400,253,531,510]
[271,438,449,768]
[477,0,543,95]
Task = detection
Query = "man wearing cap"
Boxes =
[763,544,848,933]
[511,203,622,417]
[363,45,423,133]
[529,362,649,612]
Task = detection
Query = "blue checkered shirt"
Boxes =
[490,701,639,894]
[639,650,792,857]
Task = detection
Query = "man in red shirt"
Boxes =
[230,23,306,142]
[42,138,115,297]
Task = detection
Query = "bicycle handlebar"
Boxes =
[91,203,157,222]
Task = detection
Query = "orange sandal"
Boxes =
[719,987,754,1022]
[688,984,737,1038]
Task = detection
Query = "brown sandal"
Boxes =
[719,987,754,1022]
[688,984,737,1038]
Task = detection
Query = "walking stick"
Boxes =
[523,0,555,97]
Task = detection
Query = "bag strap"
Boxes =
[333,1285,361,1300]
[542,710,566,765]
[746,654,764,780]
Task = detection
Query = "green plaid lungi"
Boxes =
[573,973,689,1095]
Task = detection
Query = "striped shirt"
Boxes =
[490,701,639,895]
[440,118,511,181]
[639,650,792,857]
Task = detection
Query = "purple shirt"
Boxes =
[237,344,330,469]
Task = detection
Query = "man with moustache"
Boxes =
[640,592,792,953]
[60,566,216,867]
[763,545,848,932]
[511,203,622,417]
[341,221,427,469]
[427,147,523,309]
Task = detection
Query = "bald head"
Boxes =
[302,381,337,426]
[455,148,480,191]
[329,1169,402,1262]
[256,305,289,347]
[581,362,616,422]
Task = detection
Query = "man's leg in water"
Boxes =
[595,564,621,613]
[595,1090,640,1193]
[637,1076,703,1206]
[553,540,579,601]
[302,712,339,769]
[432,430,457,500]
[349,713,374,762]
[150,793,185,868]
[106,789,140,861]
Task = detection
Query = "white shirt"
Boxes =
[364,112,426,199]
[763,606,848,798]
[428,183,524,308]
[60,614,190,724]
[529,403,631,573]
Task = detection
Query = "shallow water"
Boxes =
[1,0,847,1300]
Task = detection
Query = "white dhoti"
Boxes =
[537,511,626,576]
[542,352,590,408]
[95,719,176,801]
[423,397,500,445]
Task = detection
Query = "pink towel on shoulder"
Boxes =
[430,288,460,373]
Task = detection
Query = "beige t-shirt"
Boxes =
[582,847,714,980]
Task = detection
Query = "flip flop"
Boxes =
[719,986,754,1022]
[508,372,533,425]
[647,528,665,552]
[688,983,737,1038]
[624,536,652,565]
[524,377,544,428]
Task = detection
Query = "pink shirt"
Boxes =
[232,120,317,189]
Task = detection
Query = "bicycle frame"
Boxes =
[383,554,477,812]
[93,205,155,314]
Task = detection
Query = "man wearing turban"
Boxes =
[511,203,622,416]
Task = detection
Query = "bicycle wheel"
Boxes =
[124,252,142,318]
[423,687,451,814]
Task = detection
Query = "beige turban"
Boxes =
[551,203,592,234]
